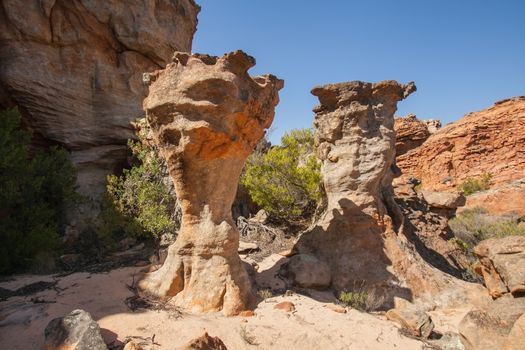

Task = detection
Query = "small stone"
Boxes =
[324,303,347,314]
[278,249,296,257]
[123,341,144,350]
[177,332,228,350]
[238,310,255,317]
[274,301,295,312]
[386,304,434,338]
[238,241,259,253]
[251,209,269,223]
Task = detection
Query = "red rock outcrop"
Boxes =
[139,51,283,315]
[0,0,200,196]
[294,80,487,308]
[394,114,440,156]
[397,97,525,191]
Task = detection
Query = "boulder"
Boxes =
[238,241,259,253]
[0,0,200,197]
[459,295,525,350]
[138,51,283,315]
[421,190,466,209]
[386,304,434,338]
[44,309,107,350]
[177,332,228,350]
[284,254,331,289]
[397,97,525,192]
[474,236,525,297]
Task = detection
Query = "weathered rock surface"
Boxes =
[473,236,525,297]
[459,295,525,350]
[397,97,525,191]
[177,332,228,350]
[386,303,434,338]
[0,0,200,197]
[295,80,487,309]
[138,51,283,315]
[420,190,466,209]
[44,309,107,350]
[283,254,331,289]
[502,313,525,350]
[393,178,470,277]
[394,114,440,156]
[460,179,525,217]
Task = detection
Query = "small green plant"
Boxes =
[100,119,178,245]
[0,108,79,274]
[241,128,321,220]
[257,288,274,300]
[339,290,368,310]
[449,237,469,253]
[458,173,492,195]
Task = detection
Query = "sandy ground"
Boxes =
[0,264,428,350]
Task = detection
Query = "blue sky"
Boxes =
[192,0,525,144]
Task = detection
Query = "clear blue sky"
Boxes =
[192,0,525,144]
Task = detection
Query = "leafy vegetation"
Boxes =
[240,128,322,221]
[0,108,78,274]
[338,281,384,311]
[100,119,178,247]
[457,172,492,195]
[449,207,525,249]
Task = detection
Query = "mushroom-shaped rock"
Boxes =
[139,50,283,315]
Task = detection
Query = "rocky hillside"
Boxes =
[396,97,525,192]
[0,0,200,197]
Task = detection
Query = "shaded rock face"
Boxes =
[139,51,283,315]
[393,178,470,279]
[473,236,525,298]
[0,0,200,197]
[295,80,416,293]
[394,114,439,156]
[397,97,525,192]
[44,309,107,350]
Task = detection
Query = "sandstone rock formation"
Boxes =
[473,236,525,298]
[397,97,525,191]
[139,51,283,315]
[459,295,525,350]
[294,80,487,308]
[177,332,228,350]
[460,179,525,217]
[0,0,200,197]
[44,309,107,350]
[394,114,440,156]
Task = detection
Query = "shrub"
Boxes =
[458,173,492,195]
[0,108,78,274]
[241,129,322,220]
[338,281,384,311]
[449,207,525,247]
[100,119,178,245]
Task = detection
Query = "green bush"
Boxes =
[100,119,178,245]
[458,173,492,195]
[241,129,321,220]
[0,108,78,274]
[339,290,368,310]
[449,207,525,247]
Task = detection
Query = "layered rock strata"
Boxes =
[139,51,283,315]
[0,0,200,196]
[394,114,440,156]
[397,97,525,191]
[295,80,485,307]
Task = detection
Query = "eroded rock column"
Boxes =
[295,81,488,308]
[139,51,283,315]
[296,81,415,292]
